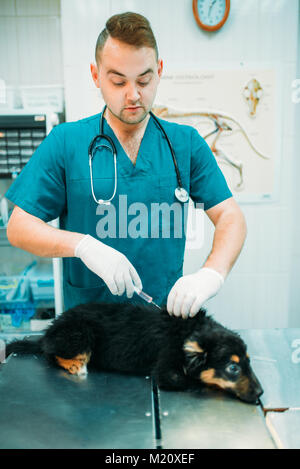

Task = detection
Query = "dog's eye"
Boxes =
[225,363,240,376]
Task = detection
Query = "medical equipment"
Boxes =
[134,286,161,310]
[88,105,189,205]
[0,261,36,330]
[0,112,61,178]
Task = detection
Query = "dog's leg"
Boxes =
[55,352,91,376]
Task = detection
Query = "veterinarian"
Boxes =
[5,12,247,318]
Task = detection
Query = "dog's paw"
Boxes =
[55,352,91,376]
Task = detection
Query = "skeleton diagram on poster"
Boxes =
[152,69,279,203]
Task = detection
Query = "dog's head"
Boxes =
[183,318,263,404]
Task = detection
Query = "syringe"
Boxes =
[134,286,161,310]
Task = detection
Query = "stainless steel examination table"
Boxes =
[0,328,299,449]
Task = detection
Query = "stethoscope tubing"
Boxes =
[149,110,184,190]
[88,105,189,205]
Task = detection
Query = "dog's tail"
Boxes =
[5,337,43,358]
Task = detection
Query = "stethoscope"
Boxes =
[88,105,189,205]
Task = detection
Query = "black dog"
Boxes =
[6,302,263,404]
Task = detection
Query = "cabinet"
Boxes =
[0,111,63,338]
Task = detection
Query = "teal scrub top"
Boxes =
[5,110,232,310]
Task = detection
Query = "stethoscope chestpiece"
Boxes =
[97,199,111,205]
[175,186,189,203]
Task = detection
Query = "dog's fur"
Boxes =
[6,302,263,404]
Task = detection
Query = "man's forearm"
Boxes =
[203,208,247,279]
[7,206,84,258]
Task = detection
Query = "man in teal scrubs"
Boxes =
[6,12,247,318]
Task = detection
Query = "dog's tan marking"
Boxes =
[230,355,240,363]
[55,352,91,375]
[183,341,204,354]
[200,368,235,390]
[236,376,250,395]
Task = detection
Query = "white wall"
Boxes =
[288,10,300,328]
[60,0,299,329]
[0,0,63,88]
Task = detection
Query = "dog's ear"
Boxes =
[183,340,207,368]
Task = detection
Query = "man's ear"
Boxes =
[157,58,163,78]
[183,340,207,368]
[90,63,100,88]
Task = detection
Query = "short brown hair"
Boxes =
[95,12,159,63]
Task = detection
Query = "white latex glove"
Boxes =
[75,235,142,298]
[167,267,224,318]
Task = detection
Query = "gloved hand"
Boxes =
[75,235,142,298]
[167,267,224,318]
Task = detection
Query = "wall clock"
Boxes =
[193,0,230,32]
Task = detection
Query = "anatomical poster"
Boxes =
[153,68,280,203]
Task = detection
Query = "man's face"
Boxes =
[91,36,163,125]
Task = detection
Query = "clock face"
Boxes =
[195,0,229,29]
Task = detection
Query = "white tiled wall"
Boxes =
[60,0,110,117]
[15,0,60,16]
[0,0,63,87]
[0,15,18,86]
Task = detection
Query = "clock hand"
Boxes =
[208,0,217,17]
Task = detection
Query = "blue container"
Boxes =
[0,262,36,331]
[0,301,35,331]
